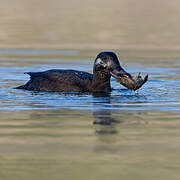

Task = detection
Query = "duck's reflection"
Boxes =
[93,109,119,135]
[93,109,119,125]
[91,93,120,153]
[92,92,121,135]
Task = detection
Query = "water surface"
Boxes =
[0,49,180,180]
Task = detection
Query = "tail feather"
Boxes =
[15,85,26,89]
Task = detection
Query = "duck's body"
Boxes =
[16,52,131,93]
[17,69,112,92]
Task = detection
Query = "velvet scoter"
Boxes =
[16,52,132,92]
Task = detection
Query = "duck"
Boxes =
[16,51,132,93]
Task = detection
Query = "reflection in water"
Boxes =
[93,108,119,142]
[92,95,119,153]
[92,93,119,138]
[93,109,119,125]
[92,93,119,125]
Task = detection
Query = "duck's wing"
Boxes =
[25,69,92,81]
[18,69,93,92]
[25,70,60,81]
[25,71,44,79]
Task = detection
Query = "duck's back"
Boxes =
[16,69,93,92]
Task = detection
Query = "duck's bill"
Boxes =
[110,69,148,91]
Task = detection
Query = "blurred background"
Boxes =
[1,0,180,50]
[0,1,180,180]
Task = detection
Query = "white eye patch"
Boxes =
[95,58,107,67]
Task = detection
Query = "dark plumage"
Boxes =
[16,51,131,93]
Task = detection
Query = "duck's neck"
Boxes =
[91,71,111,92]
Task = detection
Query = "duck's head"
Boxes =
[93,51,132,80]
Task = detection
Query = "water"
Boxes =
[0,49,180,180]
[1,0,180,179]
